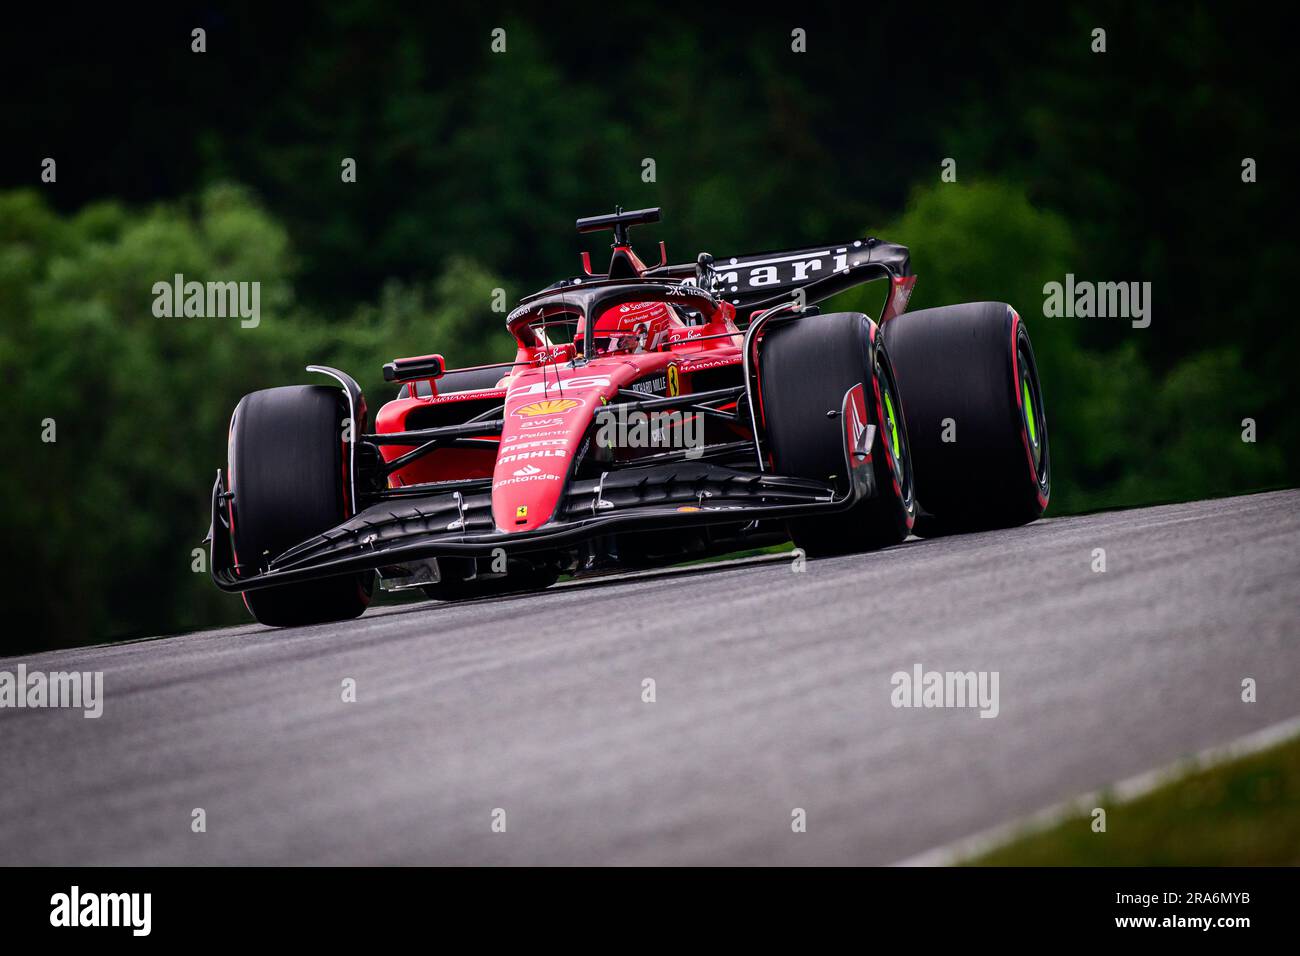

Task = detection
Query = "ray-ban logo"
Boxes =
[152,273,260,328]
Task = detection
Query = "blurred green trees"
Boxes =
[0,186,506,645]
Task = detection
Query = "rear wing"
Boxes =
[645,237,914,318]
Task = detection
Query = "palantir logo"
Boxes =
[50,886,151,936]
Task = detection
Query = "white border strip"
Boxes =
[892,713,1300,867]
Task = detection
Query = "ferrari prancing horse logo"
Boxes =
[666,363,680,397]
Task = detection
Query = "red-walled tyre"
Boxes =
[761,311,917,556]
[885,302,1049,532]
[227,385,373,626]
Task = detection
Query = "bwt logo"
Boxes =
[50,886,151,936]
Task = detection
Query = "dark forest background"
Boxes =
[1,2,1296,649]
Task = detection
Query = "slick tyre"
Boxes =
[885,302,1050,531]
[228,385,373,626]
[761,311,916,556]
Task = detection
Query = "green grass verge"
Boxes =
[967,734,1300,866]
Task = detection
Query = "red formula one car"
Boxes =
[209,207,1050,626]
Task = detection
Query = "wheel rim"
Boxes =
[1017,345,1046,475]
[882,388,902,459]
[876,353,913,507]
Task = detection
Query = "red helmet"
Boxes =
[587,300,677,354]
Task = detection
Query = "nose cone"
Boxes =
[491,391,599,532]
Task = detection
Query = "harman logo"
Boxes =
[679,356,740,372]
[514,399,580,418]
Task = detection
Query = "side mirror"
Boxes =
[383,353,445,383]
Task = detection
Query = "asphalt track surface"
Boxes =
[2,490,1297,865]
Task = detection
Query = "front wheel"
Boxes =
[760,311,917,557]
[227,385,373,626]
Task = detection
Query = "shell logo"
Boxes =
[514,399,580,418]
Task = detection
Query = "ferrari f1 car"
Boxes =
[208,207,1050,626]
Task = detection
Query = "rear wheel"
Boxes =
[228,385,373,626]
[885,301,1049,531]
[761,311,916,556]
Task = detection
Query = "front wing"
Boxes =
[211,459,874,593]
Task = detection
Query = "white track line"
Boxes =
[891,713,1300,867]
